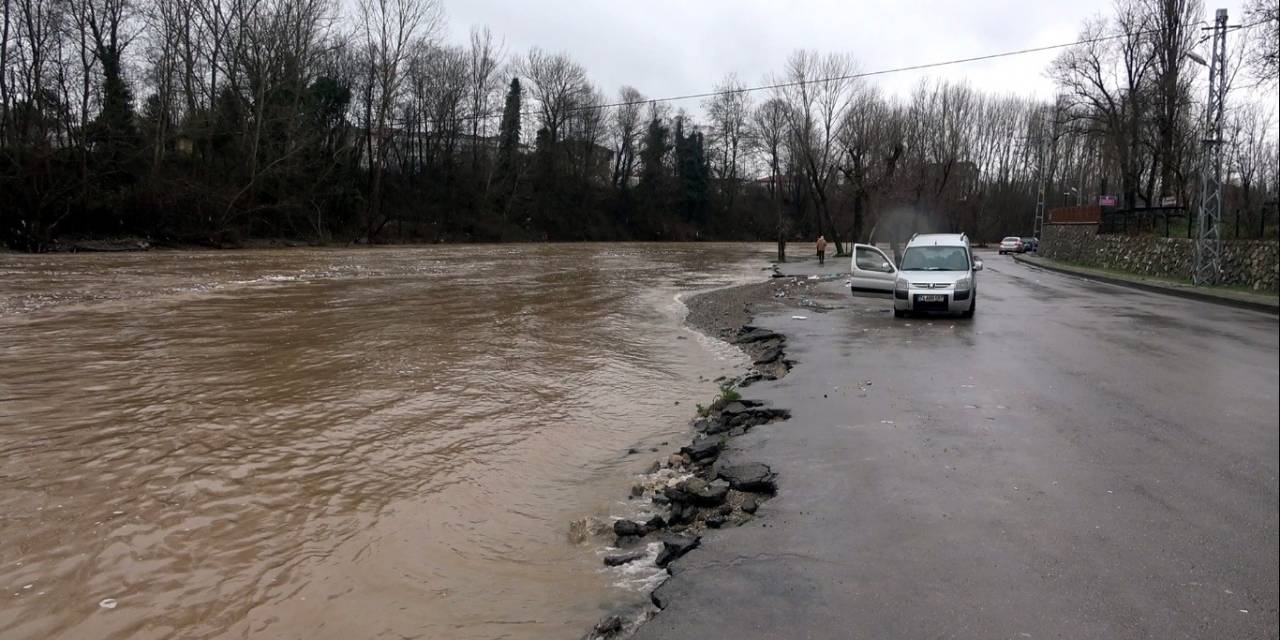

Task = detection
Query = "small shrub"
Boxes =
[718,382,741,404]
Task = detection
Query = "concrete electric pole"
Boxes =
[1032,103,1061,239]
[1035,144,1046,238]
[1193,8,1230,285]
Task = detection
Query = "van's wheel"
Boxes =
[894,309,906,318]
[961,297,976,318]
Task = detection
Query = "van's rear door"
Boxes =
[849,244,896,299]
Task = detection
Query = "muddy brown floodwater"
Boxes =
[0,243,770,640]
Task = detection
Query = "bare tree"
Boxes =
[1226,100,1275,236]
[210,0,337,232]
[357,0,441,240]
[1146,0,1202,201]
[3,0,79,249]
[466,25,502,178]
[838,86,902,244]
[704,73,751,218]
[904,80,980,231]
[752,96,789,261]
[426,44,470,175]
[565,84,606,184]
[9,0,60,147]
[1243,0,1279,85]
[1,0,11,143]
[142,0,183,169]
[610,85,644,190]
[517,47,588,144]
[777,50,858,254]
[1051,3,1159,209]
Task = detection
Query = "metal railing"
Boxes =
[1096,205,1277,240]
[1098,207,1188,237]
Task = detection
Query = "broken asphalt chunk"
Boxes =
[717,463,777,494]
[680,438,721,462]
[655,534,700,567]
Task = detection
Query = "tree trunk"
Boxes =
[817,192,844,256]
[775,190,786,263]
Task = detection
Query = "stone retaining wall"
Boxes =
[1040,223,1279,293]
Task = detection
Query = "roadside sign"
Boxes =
[1098,195,1118,206]
[1160,195,1178,207]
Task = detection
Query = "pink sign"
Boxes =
[1098,195,1118,206]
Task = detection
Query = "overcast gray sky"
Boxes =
[442,0,1250,105]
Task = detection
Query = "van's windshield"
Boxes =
[900,246,970,271]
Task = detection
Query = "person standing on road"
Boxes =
[816,235,827,265]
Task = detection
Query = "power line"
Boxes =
[410,17,1273,128]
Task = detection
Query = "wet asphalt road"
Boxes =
[637,253,1279,640]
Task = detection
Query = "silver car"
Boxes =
[849,234,982,318]
[999,236,1024,254]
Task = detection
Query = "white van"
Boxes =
[849,234,982,318]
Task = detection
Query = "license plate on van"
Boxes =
[917,294,944,302]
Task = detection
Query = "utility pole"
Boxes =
[1193,8,1229,285]
[1033,101,1061,238]
[1034,144,1046,237]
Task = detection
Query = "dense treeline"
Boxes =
[1,0,1276,252]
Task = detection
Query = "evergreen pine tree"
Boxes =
[672,118,710,224]
[496,78,522,186]
[637,117,672,234]
[638,118,670,196]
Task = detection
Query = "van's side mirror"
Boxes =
[973,259,984,271]
[881,261,894,273]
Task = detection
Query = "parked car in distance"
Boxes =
[1021,237,1039,252]
[849,233,982,318]
[999,237,1024,254]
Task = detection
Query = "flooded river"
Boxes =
[0,243,767,639]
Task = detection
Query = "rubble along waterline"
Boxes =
[584,272,835,639]
[0,243,777,640]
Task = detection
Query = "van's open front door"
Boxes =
[849,244,897,299]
